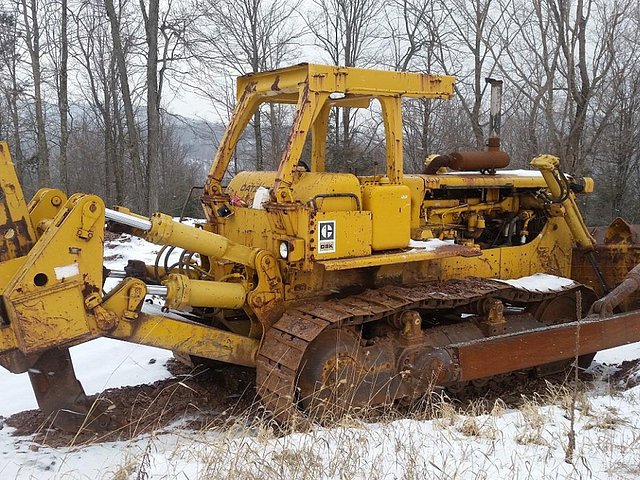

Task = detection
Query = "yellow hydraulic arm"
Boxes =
[531,154,608,292]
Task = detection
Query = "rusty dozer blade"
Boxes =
[28,348,111,432]
[452,261,640,383]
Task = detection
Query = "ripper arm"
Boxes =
[531,154,609,293]
[0,142,281,429]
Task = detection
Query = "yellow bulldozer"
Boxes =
[1,64,639,430]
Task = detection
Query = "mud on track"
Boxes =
[6,357,640,447]
[5,360,258,447]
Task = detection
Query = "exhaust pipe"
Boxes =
[424,78,508,175]
[485,78,503,152]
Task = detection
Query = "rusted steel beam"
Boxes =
[452,310,640,382]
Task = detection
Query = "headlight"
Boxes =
[279,241,289,259]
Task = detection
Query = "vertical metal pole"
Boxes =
[485,78,503,151]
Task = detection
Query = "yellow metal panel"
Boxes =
[28,188,67,237]
[309,65,454,98]
[0,257,25,294]
[226,171,278,205]
[401,176,428,230]
[312,211,372,260]
[294,173,362,211]
[1,194,105,355]
[227,171,363,212]
[8,282,92,353]
[0,326,17,353]
[222,208,274,251]
[438,217,573,281]
[362,183,411,250]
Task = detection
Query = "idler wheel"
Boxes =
[296,328,377,421]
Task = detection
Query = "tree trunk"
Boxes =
[7,88,24,173]
[112,84,126,206]
[269,103,280,169]
[105,0,142,205]
[342,107,350,163]
[57,0,69,192]
[21,0,49,186]
[253,111,264,170]
[142,0,160,214]
[421,99,432,159]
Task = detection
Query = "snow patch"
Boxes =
[495,273,577,292]
[252,186,271,209]
[596,342,640,365]
[408,238,455,252]
[4,225,640,479]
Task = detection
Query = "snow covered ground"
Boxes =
[2,231,640,479]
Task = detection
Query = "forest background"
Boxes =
[0,0,638,222]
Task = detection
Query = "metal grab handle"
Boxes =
[307,193,361,211]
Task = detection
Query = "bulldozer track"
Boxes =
[256,277,589,422]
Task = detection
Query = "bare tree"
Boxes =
[194,0,301,170]
[105,0,143,200]
[547,0,623,172]
[19,0,49,185]
[497,0,630,173]
[583,6,640,222]
[436,0,508,150]
[381,0,453,170]
[58,0,69,191]
[0,9,26,178]
[140,0,160,213]
[381,0,440,72]
[307,0,382,165]
[43,0,71,191]
[72,0,124,204]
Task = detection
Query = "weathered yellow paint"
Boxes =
[312,210,372,260]
[1,194,106,354]
[379,96,404,182]
[0,66,608,385]
[145,211,259,267]
[319,243,479,271]
[235,64,455,100]
[0,324,17,354]
[311,101,332,173]
[439,217,574,280]
[0,142,37,261]
[28,188,68,238]
[205,64,455,216]
[108,313,259,367]
[362,182,411,250]
[0,257,26,293]
[96,278,258,367]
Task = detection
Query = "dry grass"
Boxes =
[11,357,640,480]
